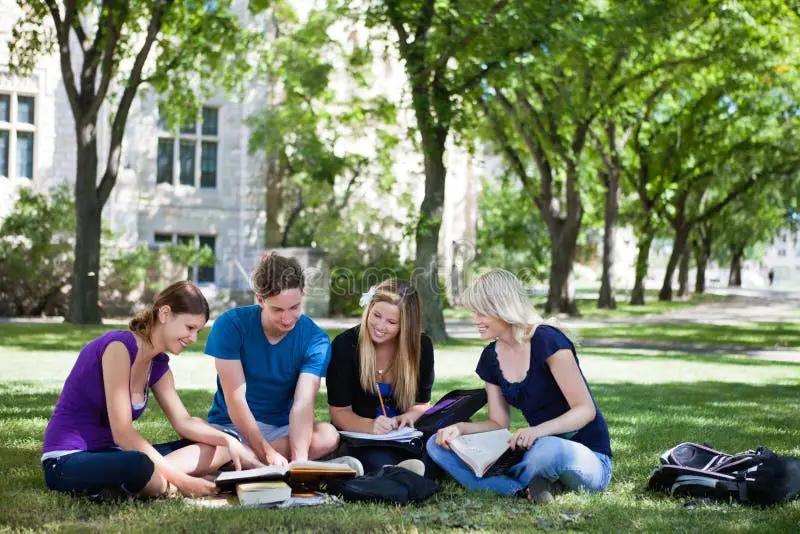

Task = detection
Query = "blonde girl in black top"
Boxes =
[327,279,435,473]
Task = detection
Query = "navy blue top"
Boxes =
[475,325,612,457]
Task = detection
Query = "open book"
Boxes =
[215,460,357,489]
[339,427,422,443]
[450,429,525,478]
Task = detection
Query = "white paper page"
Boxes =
[339,427,423,442]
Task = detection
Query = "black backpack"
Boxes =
[325,466,441,505]
[415,388,488,440]
[648,442,800,506]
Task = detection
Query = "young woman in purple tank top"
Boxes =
[41,281,262,499]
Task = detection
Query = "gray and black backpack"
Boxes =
[648,442,800,506]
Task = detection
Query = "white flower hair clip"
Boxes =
[359,285,377,307]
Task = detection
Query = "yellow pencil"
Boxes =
[375,384,387,417]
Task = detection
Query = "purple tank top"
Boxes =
[42,330,170,453]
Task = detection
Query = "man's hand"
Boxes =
[254,440,289,467]
[225,437,265,470]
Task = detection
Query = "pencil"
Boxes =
[375,384,387,417]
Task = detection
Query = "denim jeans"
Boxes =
[426,434,612,496]
[42,439,191,497]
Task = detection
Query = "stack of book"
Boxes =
[214,460,358,507]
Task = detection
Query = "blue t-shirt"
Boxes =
[205,305,331,426]
[475,325,612,457]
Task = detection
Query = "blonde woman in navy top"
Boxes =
[427,270,612,503]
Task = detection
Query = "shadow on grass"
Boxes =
[3,378,800,531]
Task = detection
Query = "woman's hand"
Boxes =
[173,472,217,497]
[435,423,461,450]
[394,413,417,429]
[225,437,264,470]
[508,427,539,451]
[372,415,398,434]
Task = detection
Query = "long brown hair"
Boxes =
[357,279,422,412]
[129,281,210,343]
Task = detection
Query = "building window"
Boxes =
[156,105,218,188]
[156,139,173,184]
[0,92,36,180]
[152,232,217,284]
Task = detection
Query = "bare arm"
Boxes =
[534,349,596,435]
[329,405,376,434]
[510,349,596,450]
[216,358,286,466]
[435,382,508,449]
[101,344,215,496]
[288,372,320,462]
[394,402,431,428]
[152,370,261,470]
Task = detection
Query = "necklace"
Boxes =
[377,368,385,376]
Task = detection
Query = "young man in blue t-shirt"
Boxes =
[205,253,339,465]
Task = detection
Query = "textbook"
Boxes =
[339,427,422,443]
[236,481,292,507]
[215,460,357,489]
[450,429,525,478]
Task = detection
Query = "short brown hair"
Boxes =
[129,281,210,343]
[251,252,305,298]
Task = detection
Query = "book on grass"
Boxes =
[450,429,525,478]
[215,460,357,489]
[236,481,292,507]
[339,427,422,443]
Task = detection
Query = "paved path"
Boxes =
[3,290,798,385]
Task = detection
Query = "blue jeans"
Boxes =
[426,434,612,496]
[42,439,191,497]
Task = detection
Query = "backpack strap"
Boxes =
[736,472,749,502]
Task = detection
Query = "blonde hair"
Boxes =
[357,279,422,412]
[463,269,542,344]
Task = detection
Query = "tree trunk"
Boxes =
[659,226,690,301]
[414,128,449,342]
[630,231,653,305]
[265,154,283,248]
[545,222,579,315]
[70,122,102,324]
[597,171,619,309]
[728,247,743,287]
[693,231,712,294]
[677,238,691,297]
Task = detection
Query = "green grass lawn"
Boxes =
[2,323,800,531]
[444,292,735,321]
[0,324,345,354]
[577,321,800,349]
[2,376,800,532]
